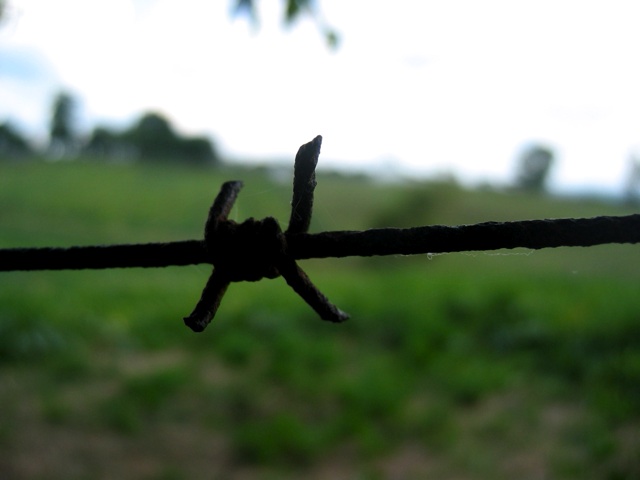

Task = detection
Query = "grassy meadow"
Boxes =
[1,159,639,479]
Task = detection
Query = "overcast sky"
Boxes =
[2,0,640,194]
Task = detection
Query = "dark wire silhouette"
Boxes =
[1,136,639,331]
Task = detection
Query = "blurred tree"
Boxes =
[49,91,78,158]
[126,112,177,160]
[232,0,339,49]
[83,126,133,161]
[83,114,219,166]
[514,144,555,193]
[121,112,220,166]
[0,121,33,159]
[179,136,219,166]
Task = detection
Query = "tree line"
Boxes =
[0,91,221,167]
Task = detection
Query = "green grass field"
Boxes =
[1,160,639,479]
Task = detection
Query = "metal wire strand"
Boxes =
[1,136,639,330]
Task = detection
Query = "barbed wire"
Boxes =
[1,135,639,331]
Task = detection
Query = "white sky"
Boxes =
[2,0,640,194]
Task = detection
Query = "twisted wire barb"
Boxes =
[1,135,640,331]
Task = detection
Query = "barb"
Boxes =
[1,135,640,331]
[288,134,321,234]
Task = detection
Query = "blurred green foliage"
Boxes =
[0,160,639,478]
[232,0,340,49]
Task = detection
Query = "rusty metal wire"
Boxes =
[1,135,640,331]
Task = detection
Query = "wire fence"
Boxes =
[1,136,639,331]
